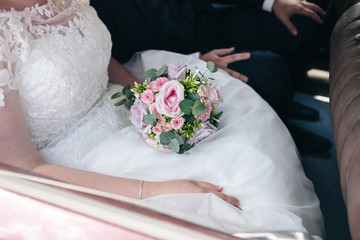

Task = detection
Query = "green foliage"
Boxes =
[143,112,157,124]
[124,99,135,110]
[187,93,200,101]
[145,64,166,81]
[178,144,193,154]
[160,131,174,145]
[169,138,180,152]
[209,111,223,128]
[114,98,127,106]
[144,68,157,79]
[111,92,123,99]
[179,99,193,115]
[206,61,218,73]
[125,90,134,99]
[192,100,207,116]
[182,114,194,123]
[156,65,167,77]
[112,84,136,109]
[122,85,131,94]
[160,131,185,153]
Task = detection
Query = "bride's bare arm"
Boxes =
[107,57,141,87]
[0,91,239,206]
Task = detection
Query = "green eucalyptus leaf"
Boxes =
[192,100,207,116]
[215,111,223,119]
[187,93,200,101]
[212,120,219,128]
[160,131,175,145]
[122,85,131,95]
[179,99,194,115]
[145,68,157,79]
[173,131,184,145]
[111,92,123,99]
[182,114,194,123]
[169,138,180,153]
[206,61,218,73]
[124,99,135,110]
[125,90,134,99]
[178,143,193,154]
[156,65,167,77]
[114,98,127,106]
[143,112,157,124]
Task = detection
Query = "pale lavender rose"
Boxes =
[187,123,217,146]
[155,80,184,118]
[151,77,169,91]
[170,117,185,130]
[207,84,223,104]
[166,64,187,80]
[130,100,149,133]
[197,84,207,97]
[141,89,155,105]
[195,99,212,122]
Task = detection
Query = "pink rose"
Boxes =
[152,125,163,135]
[187,123,217,146]
[141,89,155,105]
[130,100,149,133]
[155,80,184,118]
[207,84,223,104]
[170,117,185,130]
[163,123,173,132]
[195,99,212,122]
[157,116,166,127]
[149,103,157,114]
[166,64,187,80]
[151,77,169,91]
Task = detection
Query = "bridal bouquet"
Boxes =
[111,62,223,154]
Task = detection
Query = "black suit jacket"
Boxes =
[90,0,266,63]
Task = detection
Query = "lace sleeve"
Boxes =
[0,13,28,107]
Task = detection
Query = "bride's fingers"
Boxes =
[196,181,223,192]
[213,192,240,208]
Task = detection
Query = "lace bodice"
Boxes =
[0,0,114,151]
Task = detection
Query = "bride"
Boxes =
[0,0,324,238]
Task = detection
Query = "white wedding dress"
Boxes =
[0,0,324,238]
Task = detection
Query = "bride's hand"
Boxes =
[200,47,250,83]
[142,180,240,208]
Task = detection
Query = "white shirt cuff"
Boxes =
[262,0,275,12]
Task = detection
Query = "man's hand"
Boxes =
[272,0,326,36]
[200,47,251,83]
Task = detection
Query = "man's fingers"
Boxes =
[223,68,248,83]
[281,17,298,36]
[212,47,236,56]
[221,52,251,64]
[303,1,326,16]
[299,6,323,24]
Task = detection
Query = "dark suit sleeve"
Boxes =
[210,0,265,9]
